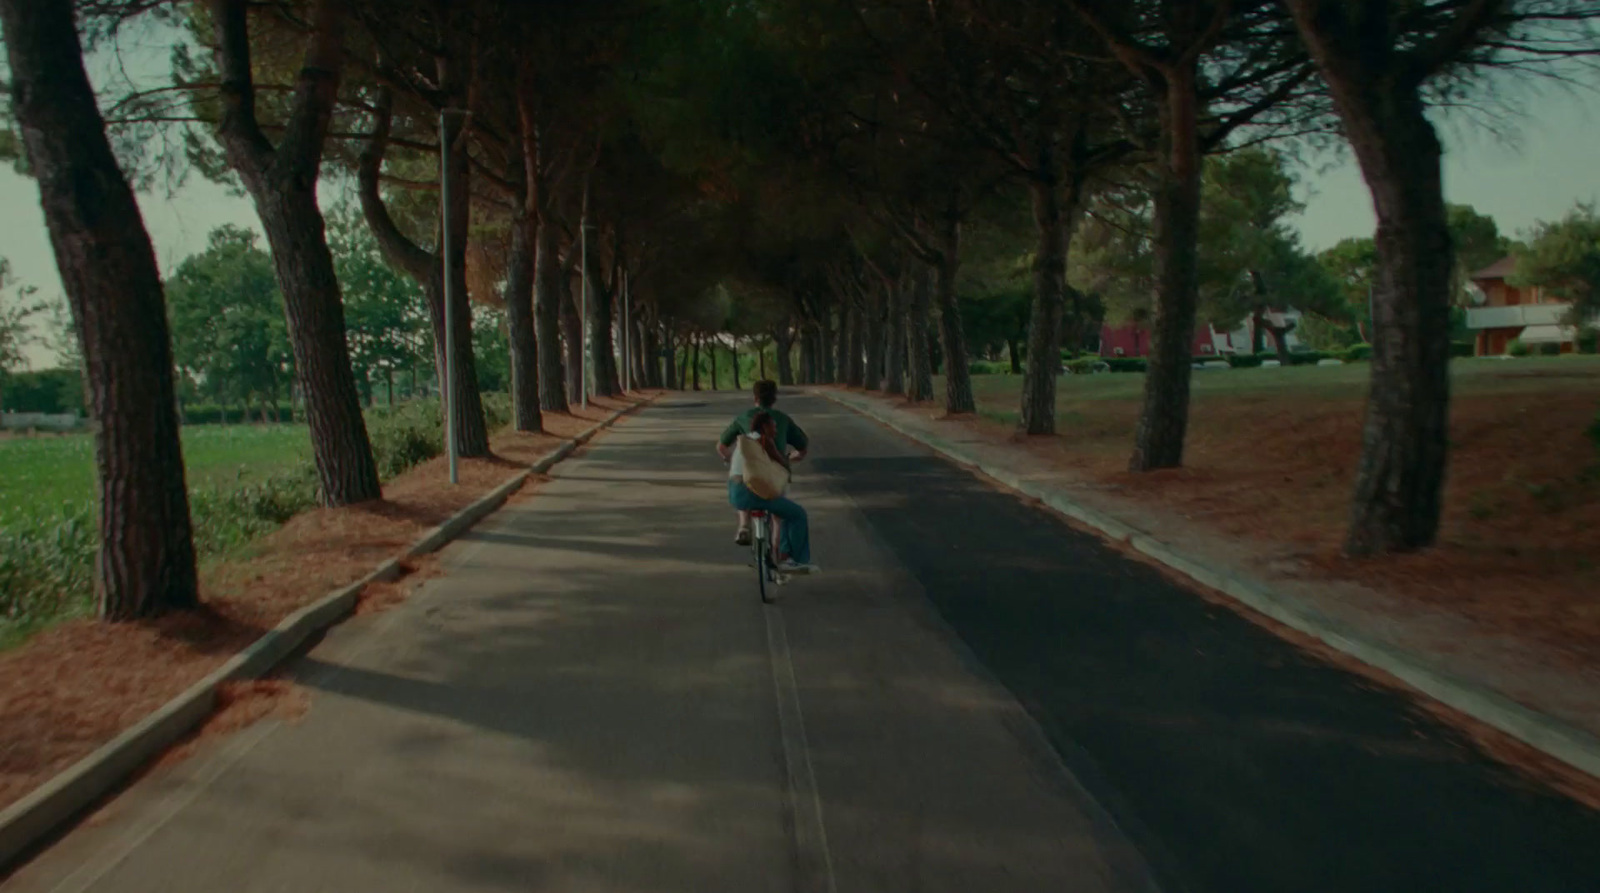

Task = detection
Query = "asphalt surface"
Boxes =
[6,392,1599,892]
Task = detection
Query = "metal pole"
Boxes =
[440,109,462,484]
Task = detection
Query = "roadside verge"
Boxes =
[0,395,654,870]
[818,388,1600,786]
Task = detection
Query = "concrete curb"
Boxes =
[818,389,1600,784]
[0,396,655,870]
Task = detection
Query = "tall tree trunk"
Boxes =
[1130,62,1202,471]
[908,267,935,402]
[798,327,816,385]
[1250,272,1296,365]
[502,186,540,432]
[863,286,886,391]
[884,279,908,395]
[709,339,719,390]
[502,94,542,432]
[211,0,379,505]
[845,302,866,387]
[584,244,620,397]
[533,215,568,412]
[932,217,975,413]
[1020,163,1071,435]
[691,335,701,390]
[646,320,663,388]
[730,338,742,390]
[630,314,647,390]
[833,306,849,385]
[1286,4,1453,554]
[775,325,796,385]
[3,0,198,618]
[561,272,584,404]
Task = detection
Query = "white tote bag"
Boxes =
[736,434,789,500]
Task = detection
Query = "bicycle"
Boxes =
[747,509,786,604]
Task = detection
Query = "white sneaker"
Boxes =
[778,561,818,575]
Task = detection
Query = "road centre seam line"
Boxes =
[764,605,839,893]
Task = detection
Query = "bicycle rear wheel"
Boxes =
[753,520,775,604]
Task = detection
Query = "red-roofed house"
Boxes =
[1099,323,1227,358]
[1466,256,1578,356]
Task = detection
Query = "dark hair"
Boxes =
[753,379,778,408]
[749,411,787,466]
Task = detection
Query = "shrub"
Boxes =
[1578,328,1599,355]
[0,508,96,634]
[1449,341,1475,358]
[1343,344,1373,362]
[1508,339,1532,357]
[1227,354,1264,368]
[1537,342,1562,357]
[1066,357,1108,375]
[368,399,445,479]
[967,360,1011,376]
[1105,357,1147,373]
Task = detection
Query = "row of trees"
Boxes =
[3,0,1598,619]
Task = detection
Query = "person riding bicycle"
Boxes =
[717,381,816,574]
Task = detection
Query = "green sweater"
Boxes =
[719,407,808,458]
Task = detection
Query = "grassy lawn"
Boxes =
[960,355,1600,426]
[926,354,1600,661]
[0,425,311,528]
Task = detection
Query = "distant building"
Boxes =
[1466,256,1579,355]
[1099,307,1304,359]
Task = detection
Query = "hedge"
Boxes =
[179,403,298,425]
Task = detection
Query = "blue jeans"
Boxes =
[728,479,811,565]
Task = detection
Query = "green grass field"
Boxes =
[956,355,1600,425]
[0,425,311,528]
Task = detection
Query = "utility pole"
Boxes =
[440,107,470,484]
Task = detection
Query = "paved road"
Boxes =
[6,393,1599,892]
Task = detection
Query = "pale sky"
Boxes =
[4,66,1599,369]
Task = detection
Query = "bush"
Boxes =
[1578,328,1599,355]
[1537,342,1562,357]
[1065,357,1109,375]
[0,508,96,634]
[1281,351,1327,366]
[967,360,1012,376]
[1343,344,1373,362]
[367,399,445,479]
[1508,339,1532,357]
[1105,357,1147,373]
[1449,341,1475,358]
[1227,354,1265,368]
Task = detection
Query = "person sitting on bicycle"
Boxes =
[717,380,808,545]
[720,409,817,575]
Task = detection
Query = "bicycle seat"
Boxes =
[747,510,769,518]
